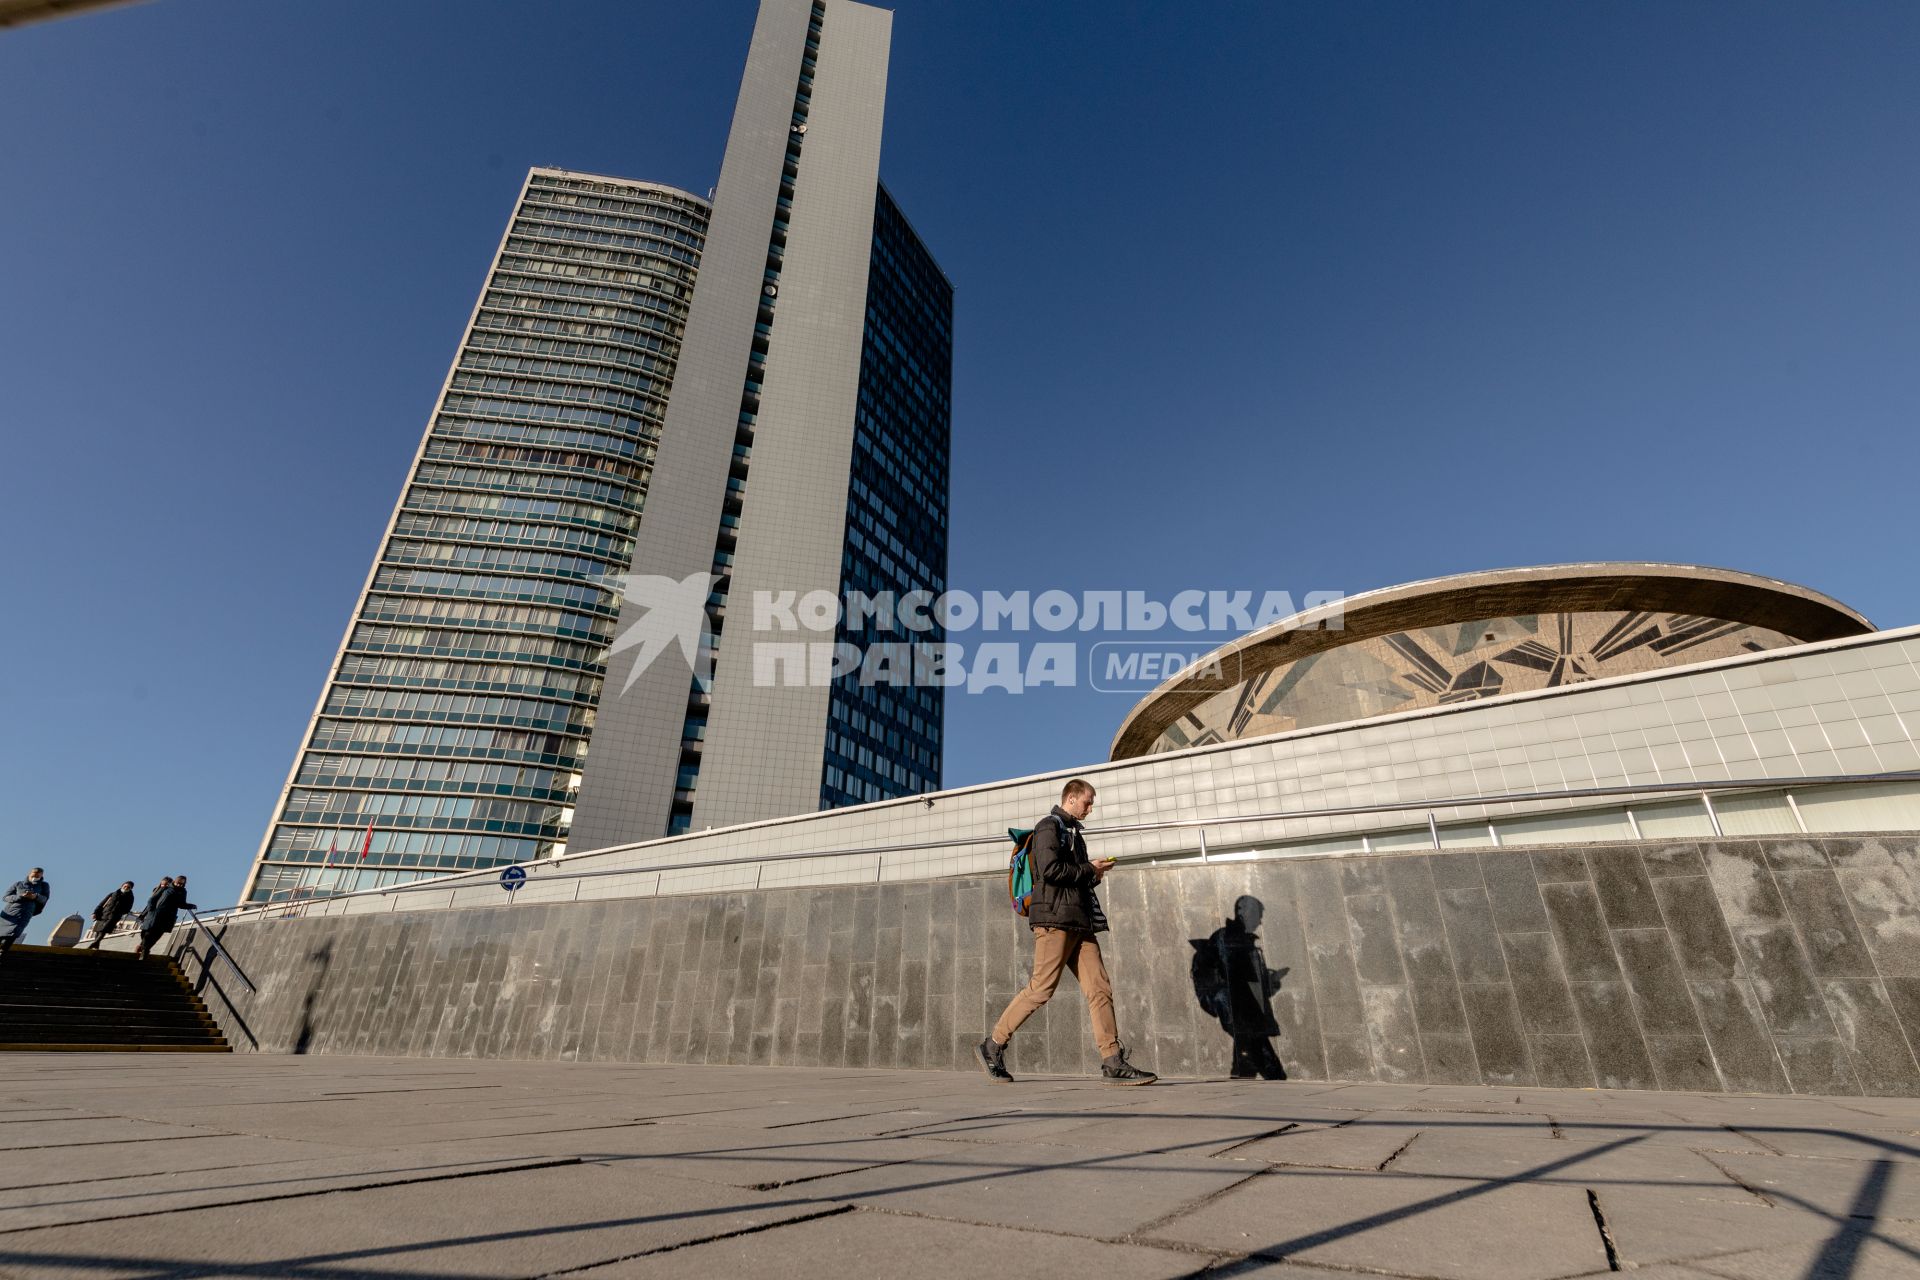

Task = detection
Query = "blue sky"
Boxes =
[3,0,1918,913]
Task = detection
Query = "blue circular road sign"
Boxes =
[499,865,528,892]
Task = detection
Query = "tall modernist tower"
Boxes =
[245,0,949,902]
[568,0,950,847]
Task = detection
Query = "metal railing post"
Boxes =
[1197,828,1209,863]
[1700,791,1725,838]
[1785,792,1809,834]
[1427,812,1441,850]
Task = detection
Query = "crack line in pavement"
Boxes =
[2,1132,233,1152]
[1697,1152,1775,1208]
[1585,1188,1622,1271]
[1721,1124,1784,1155]
[1208,1123,1298,1159]
[0,1157,584,1236]
[531,1204,860,1277]
[1375,1133,1420,1172]
[1124,1166,1271,1240]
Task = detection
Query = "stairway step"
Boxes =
[0,1044,230,1053]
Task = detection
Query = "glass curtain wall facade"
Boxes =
[821,186,951,808]
[245,171,709,903]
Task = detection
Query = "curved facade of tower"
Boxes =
[245,170,710,902]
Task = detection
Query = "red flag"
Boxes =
[360,820,374,860]
[325,835,337,865]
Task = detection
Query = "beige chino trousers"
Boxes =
[990,926,1122,1059]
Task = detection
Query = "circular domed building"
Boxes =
[1112,563,1871,760]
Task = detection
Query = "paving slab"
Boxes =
[783,1142,1255,1238]
[1592,1184,1838,1267]
[567,1206,1208,1279]
[1216,1117,1427,1170]
[1681,1217,1920,1278]
[0,1147,580,1232]
[0,1160,837,1279]
[0,1133,357,1193]
[3,1055,1920,1277]
[460,1122,958,1190]
[1390,1128,1764,1195]
[1142,1168,1609,1280]
[1710,1149,1920,1222]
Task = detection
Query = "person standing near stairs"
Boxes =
[86,882,137,949]
[132,876,193,961]
[0,869,52,959]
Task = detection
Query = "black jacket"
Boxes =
[93,888,134,924]
[1025,806,1103,932]
[139,884,193,934]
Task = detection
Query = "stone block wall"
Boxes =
[177,835,1920,1095]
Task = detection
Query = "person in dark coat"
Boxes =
[0,868,52,958]
[86,882,137,950]
[133,876,194,960]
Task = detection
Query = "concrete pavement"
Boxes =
[1,1054,1917,1278]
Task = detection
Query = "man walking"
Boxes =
[0,868,52,959]
[978,780,1157,1084]
[86,881,137,950]
[133,876,194,961]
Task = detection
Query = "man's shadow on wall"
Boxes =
[1191,895,1288,1080]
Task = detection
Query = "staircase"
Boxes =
[0,945,231,1052]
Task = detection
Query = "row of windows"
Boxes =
[519,191,707,239]
[266,824,546,861]
[446,371,665,418]
[336,653,602,701]
[482,291,684,340]
[507,220,693,268]
[382,538,624,585]
[283,789,563,825]
[472,310,679,361]
[490,265,689,310]
[411,465,642,511]
[421,439,651,491]
[523,181,707,226]
[512,206,702,258]
[499,242,692,291]
[348,624,605,671]
[525,180,699,210]
[496,251,693,305]
[439,393,662,441]
[360,593,610,643]
[466,327,672,375]
[307,718,585,763]
[402,489,637,537]
[296,754,571,793]
[458,351,667,398]
[371,567,618,614]
[323,685,593,727]
[500,233,695,289]
[390,513,633,563]
[434,412,661,459]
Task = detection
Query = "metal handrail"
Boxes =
[181,908,256,993]
[202,769,1920,925]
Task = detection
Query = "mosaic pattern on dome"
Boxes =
[1150,611,1799,753]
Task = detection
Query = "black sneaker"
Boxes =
[1101,1050,1158,1085]
[976,1037,1014,1083]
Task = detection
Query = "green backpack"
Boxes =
[1006,815,1060,916]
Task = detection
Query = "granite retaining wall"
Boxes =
[175,835,1920,1095]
